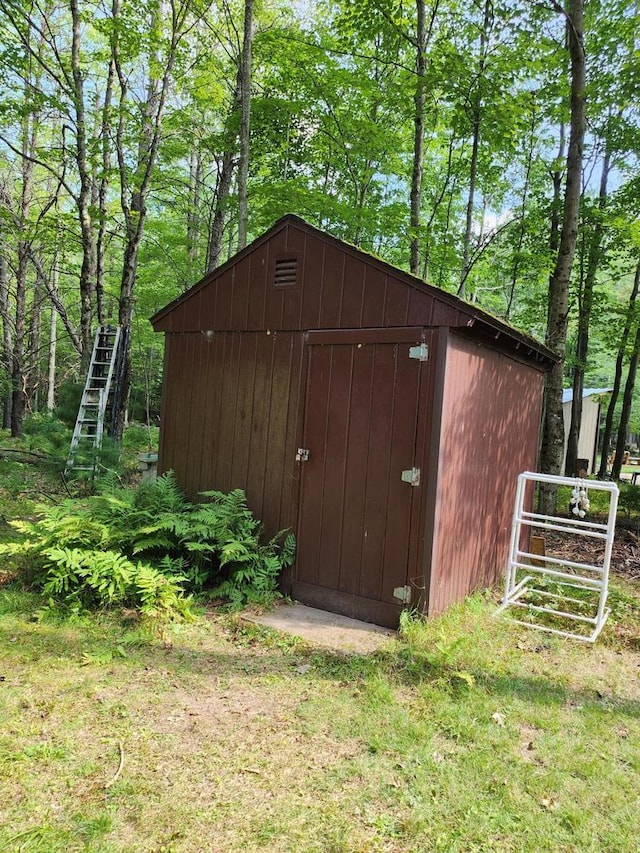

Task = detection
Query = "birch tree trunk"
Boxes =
[47,261,58,411]
[112,0,192,439]
[11,77,37,437]
[539,0,586,512]
[0,248,12,429]
[410,0,427,275]
[70,0,97,363]
[565,149,611,475]
[458,0,492,298]
[25,267,43,410]
[237,0,253,251]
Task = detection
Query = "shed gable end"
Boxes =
[152,220,475,334]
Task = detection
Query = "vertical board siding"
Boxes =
[429,334,544,615]
[360,267,387,327]
[319,244,345,328]
[230,254,251,329]
[154,221,485,337]
[158,331,304,536]
[153,218,552,627]
[282,225,306,329]
[562,395,600,471]
[340,254,366,328]
[230,333,259,487]
[295,336,424,626]
[185,334,207,491]
[300,240,325,328]
[316,345,352,590]
[338,344,375,596]
[382,277,410,326]
[378,343,422,604]
[247,241,269,330]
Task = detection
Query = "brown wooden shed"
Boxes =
[151,215,555,627]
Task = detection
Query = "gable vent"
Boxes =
[274,258,298,286]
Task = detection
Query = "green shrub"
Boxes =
[22,413,72,458]
[122,423,159,452]
[617,482,640,517]
[0,473,295,616]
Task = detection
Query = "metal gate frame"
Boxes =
[496,471,619,643]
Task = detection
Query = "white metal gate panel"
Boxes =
[496,471,619,643]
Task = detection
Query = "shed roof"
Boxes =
[151,214,557,368]
[562,387,613,405]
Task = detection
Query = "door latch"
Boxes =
[296,448,310,462]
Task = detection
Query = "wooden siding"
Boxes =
[153,222,473,335]
[293,330,430,627]
[427,333,544,615]
[152,217,554,626]
[158,330,304,536]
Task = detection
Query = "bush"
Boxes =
[617,482,640,518]
[0,473,295,618]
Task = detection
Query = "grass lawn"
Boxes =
[0,582,638,853]
[0,439,638,852]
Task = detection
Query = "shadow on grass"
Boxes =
[1,589,639,722]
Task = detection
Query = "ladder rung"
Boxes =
[67,325,122,475]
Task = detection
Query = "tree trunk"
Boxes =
[187,150,203,264]
[598,258,640,478]
[0,248,12,429]
[237,0,253,251]
[111,0,186,439]
[611,316,640,481]
[25,266,43,411]
[410,0,427,275]
[96,49,116,325]
[458,0,492,298]
[206,75,242,272]
[539,0,586,513]
[47,283,57,411]
[11,241,29,437]
[70,0,97,363]
[506,97,537,318]
[11,82,37,437]
[565,149,611,476]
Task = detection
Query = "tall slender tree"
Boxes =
[539,0,586,510]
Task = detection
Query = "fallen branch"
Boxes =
[0,447,52,460]
[105,740,124,790]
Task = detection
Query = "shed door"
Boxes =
[294,331,427,628]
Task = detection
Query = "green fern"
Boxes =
[3,475,295,614]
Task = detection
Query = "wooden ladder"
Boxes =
[65,326,123,477]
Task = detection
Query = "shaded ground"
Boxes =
[1,584,639,853]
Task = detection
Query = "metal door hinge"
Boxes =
[409,343,428,361]
[393,585,412,605]
[401,467,421,486]
[296,448,310,462]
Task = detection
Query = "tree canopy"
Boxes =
[1,0,639,476]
